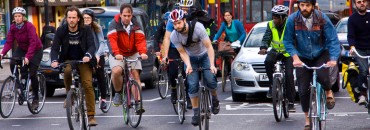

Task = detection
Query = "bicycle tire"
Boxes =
[319,86,327,130]
[122,88,129,125]
[79,88,88,129]
[157,64,169,99]
[199,89,210,130]
[0,76,17,118]
[282,80,289,118]
[221,59,227,92]
[177,77,186,124]
[128,80,143,128]
[309,87,319,130]
[27,74,47,114]
[272,76,283,122]
[66,89,86,130]
[367,77,370,115]
[101,72,113,113]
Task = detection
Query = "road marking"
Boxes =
[11,125,21,127]
[217,79,229,84]
[51,124,60,126]
[226,103,273,110]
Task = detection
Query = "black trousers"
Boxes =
[95,55,107,99]
[297,51,331,112]
[264,49,295,102]
[168,47,189,96]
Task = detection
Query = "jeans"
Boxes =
[264,49,296,102]
[354,49,370,92]
[186,53,217,98]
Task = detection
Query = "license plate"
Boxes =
[259,74,269,81]
[59,73,64,79]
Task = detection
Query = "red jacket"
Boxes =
[107,14,147,57]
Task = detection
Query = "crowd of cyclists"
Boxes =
[1,0,370,129]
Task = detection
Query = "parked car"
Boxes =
[40,7,159,97]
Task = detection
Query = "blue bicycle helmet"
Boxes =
[162,12,171,21]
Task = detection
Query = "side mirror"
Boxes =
[231,42,241,49]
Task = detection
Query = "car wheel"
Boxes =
[46,86,56,97]
[232,91,246,102]
[145,66,158,89]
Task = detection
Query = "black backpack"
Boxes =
[184,10,214,47]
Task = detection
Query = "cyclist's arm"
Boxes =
[161,30,172,58]
[177,47,191,69]
[235,20,246,43]
[95,25,106,57]
[212,22,226,42]
[260,22,272,50]
[107,19,120,57]
[204,38,215,67]
[134,27,147,55]
[322,13,340,61]
[282,15,298,57]
[25,23,42,60]
[84,27,95,59]
[50,26,63,63]
[347,16,356,48]
[1,26,15,56]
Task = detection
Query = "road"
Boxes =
[1,80,370,130]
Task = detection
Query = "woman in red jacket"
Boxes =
[0,7,43,110]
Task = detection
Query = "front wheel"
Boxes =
[272,77,283,122]
[309,87,320,130]
[27,74,46,114]
[177,77,186,124]
[199,89,210,130]
[101,72,113,113]
[128,80,143,128]
[221,58,228,92]
[0,77,17,118]
[157,64,169,99]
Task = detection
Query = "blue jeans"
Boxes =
[354,49,370,92]
[186,53,218,98]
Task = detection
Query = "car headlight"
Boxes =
[234,62,249,71]
[41,52,50,62]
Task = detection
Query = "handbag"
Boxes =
[217,41,234,53]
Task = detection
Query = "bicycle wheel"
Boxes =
[122,89,129,125]
[319,86,327,130]
[66,89,85,130]
[199,89,210,130]
[128,80,143,128]
[27,74,46,114]
[157,64,169,99]
[221,58,227,92]
[309,87,319,130]
[367,77,370,115]
[282,80,289,118]
[177,77,186,124]
[0,76,17,118]
[79,88,88,129]
[272,77,283,122]
[101,72,113,113]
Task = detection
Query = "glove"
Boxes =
[231,40,241,48]
[258,49,267,55]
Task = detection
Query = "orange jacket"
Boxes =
[107,14,147,57]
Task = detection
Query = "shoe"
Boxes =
[88,116,98,126]
[171,92,177,104]
[191,115,200,126]
[304,124,310,130]
[113,93,122,107]
[212,98,220,114]
[358,95,367,105]
[31,100,39,110]
[288,102,295,112]
[135,103,145,115]
[266,87,272,98]
[326,97,335,110]
[100,100,107,109]
[186,98,192,109]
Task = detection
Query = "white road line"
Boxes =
[51,124,60,126]
[11,125,21,126]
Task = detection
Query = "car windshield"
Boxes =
[336,19,347,33]
[95,16,144,39]
[243,27,267,47]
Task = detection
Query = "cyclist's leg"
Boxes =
[314,51,335,109]
[283,56,296,107]
[28,49,42,100]
[200,54,220,114]
[181,65,192,109]
[96,55,107,99]
[129,53,142,90]
[264,49,279,98]
[63,64,73,92]
[78,64,97,125]
[354,49,369,104]
[296,58,313,126]
[168,47,181,103]
[108,55,124,106]
[187,60,200,125]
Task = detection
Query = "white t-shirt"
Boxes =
[170,22,210,56]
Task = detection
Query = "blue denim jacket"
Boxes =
[283,10,340,61]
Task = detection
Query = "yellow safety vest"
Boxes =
[269,21,290,57]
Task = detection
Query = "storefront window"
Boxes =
[0,0,7,45]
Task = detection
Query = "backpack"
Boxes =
[184,10,214,47]
[342,61,361,103]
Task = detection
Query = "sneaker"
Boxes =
[266,88,272,98]
[191,115,200,126]
[100,100,107,109]
[358,95,367,105]
[113,93,122,107]
[88,116,98,126]
[171,92,177,104]
[212,98,220,114]
[135,103,145,115]
[288,102,295,112]
[31,100,39,110]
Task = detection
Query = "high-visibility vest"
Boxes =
[269,21,290,57]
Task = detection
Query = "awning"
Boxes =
[33,0,101,6]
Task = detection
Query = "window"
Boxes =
[244,27,267,47]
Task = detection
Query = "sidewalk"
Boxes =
[0,62,10,83]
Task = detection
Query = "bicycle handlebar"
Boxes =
[57,60,85,70]
[351,48,370,59]
[0,57,25,69]
[299,64,328,70]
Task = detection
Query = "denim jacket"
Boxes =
[283,10,340,61]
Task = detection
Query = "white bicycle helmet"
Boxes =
[169,9,185,22]
[12,7,26,15]
[178,0,193,7]
[271,5,289,16]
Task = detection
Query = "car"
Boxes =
[336,17,351,60]
[40,7,159,97]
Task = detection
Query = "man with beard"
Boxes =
[348,0,370,105]
[50,6,97,126]
[283,0,340,129]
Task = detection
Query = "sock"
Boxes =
[212,95,218,101]
[193,107,199,115]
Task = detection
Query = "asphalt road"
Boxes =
[0,79,370,130]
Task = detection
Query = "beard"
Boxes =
[301,10,313,18]
[357,6,367,13]
[68,22,77,29]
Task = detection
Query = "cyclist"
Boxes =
[50,6,97,126]
[154,12,170,56]
[107,4,147,114]
[212,11,246,53]
[283,0,340,129]
[82,9,108,109]
[169,9,220,126]
[161,0,199,109]
[0,7,43,111]
[258,5,296,112]
[348,0,370,105]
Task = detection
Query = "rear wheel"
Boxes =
[157,64,169,99]
[101,72,113,113]
[221,58,228,92]
[0,77,17,118]
[128,80,143,128]
[177,77,186,124]
[272,77,283,122]
[27,74,46,114]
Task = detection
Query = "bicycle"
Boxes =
[59,60,89,130]
[170,58,187,124]
[213,41,234,92]
[301,64,328,130]
[271,60,289,122]
[350,48,370,115]
[93,66,113,113]
[0,57,46,118]
[119,57,143,128]
[157,59,169,99]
